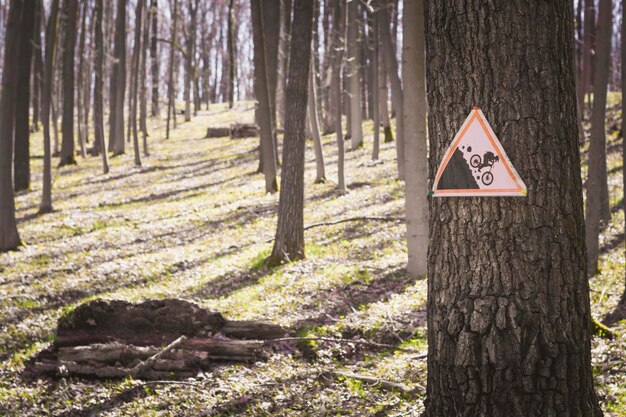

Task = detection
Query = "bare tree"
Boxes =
[251,0,278,193]
[183,0,198,122]
[346,0,363,150]
[93,0,110,174]
[268,0,315,264]
[166,0,178,139]
[150,0,159,117]
[59,0,79,166]
[0,0,26,250]
[308,55,325,183]
[227,0,237,108]
[585,0,612,277]
[331,0,346,194]
[40,0,60,212]
[109,0,127,155]
[140,0,150,156]
[130,0,144,166]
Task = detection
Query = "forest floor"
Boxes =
[0,101,624,416]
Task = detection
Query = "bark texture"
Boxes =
[0,0,24,251]
[424,2,602,416]
[59,0,78,166]
[269,0,314,263]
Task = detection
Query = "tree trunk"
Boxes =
[94,0,110,174]
[308,55,325,183]
[109,0,127,155]
[402,0,427,278]
[227,0,236,108]
[166,0,177,139]
[14,0,36,191]
[346,0,363,150]
[371,9,380,161]
[621,0,626,315]
[251,0,278,194]
[32,4,44,133]
[0,0,24,251]
[332,0,346,194]
[183,0,197,122]
[379,63,392,143]
[263,0,281,167]
[140,0,150,156]
[581,0,595,115]
[275,0,291,129]
[75,0,87,159]
[59,0,78,166]
[380,2,404,179]
[40,0,60,212]
[130,0,144,167]
[150,0,159,117]
[585,0,612,278]
[424,2,603,416]
[268,0,314,264]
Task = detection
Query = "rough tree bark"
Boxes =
[585,0,612,278]
[268,0,314,264]
[424,1,602,416]
[109,0,127,155]
[251,0,278,194]
[13,0,36,191]
[0,0,24,251]
[59,0,78,166]
[40,0,60,212]
[94,0,109,174]
[346,0,363,150]
[402,0,427,278]
[150,0,159,117]
[380,1,404,179]
[276,0,292,129]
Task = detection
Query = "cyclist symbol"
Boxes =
[469,151,499,186]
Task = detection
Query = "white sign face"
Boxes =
[431,107,527,197]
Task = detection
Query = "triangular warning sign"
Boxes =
[432,107,527,197]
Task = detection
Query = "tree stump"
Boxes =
[229,123,258,139]
[205,127,231,138]
[31,299,285,379]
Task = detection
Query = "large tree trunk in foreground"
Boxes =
[402,0,428,278]
[251,0,278,194]
[269,0,314,263]
[424,2,602,416]
[585,0,612,278]
[40,0,60,213]
[109,0,127,155]
[94,0,109,174]
[14,0,37,191]
[59,0,79,166]
[0,0,24,251]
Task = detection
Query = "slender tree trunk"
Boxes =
[183,0,197,122]
[251,0,278,193]
[59,0,78,166]
[371,9,380,161]
[620,0,626,312]
[308,55,325,183]
[346,0,363,150]
[166,0,178,139]
[380,2,404,179]
[581,0,595,115]
[140,0,149,156]
[0,0,24,251]
[227,0,236,108]
[332,0,346,194]
[76,0,87,159]
[83,4,94,147]
[109,0,127,155]
[269,0,314,264]
[94,0,109,174]
[32,2,44,132]
[150,0,159,117]
[424,2,602,416]
[379,58,392,143]
[585,0,612,277]
[131,0,144,166]
[14,0,36,191]
[402,0,427,277]
[41,0,60,212]
[275,0,291,129]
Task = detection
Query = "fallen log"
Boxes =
[31,298,285,380]
[206,127,231,138]
[229,123,257,139]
